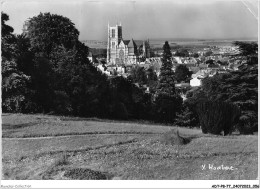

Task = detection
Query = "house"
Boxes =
[207,63,219,69]
[139,63,150,70]
[189,66,200,74]
[190,77,202,87]
[173,56,183,64]
[198,64,208,69]
[184,57,197,64]
[96,64,111,76]
[192,69,208,79]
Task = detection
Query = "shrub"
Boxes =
[237,114,255,134]
[53,153,70,166]
[196,100,241,135]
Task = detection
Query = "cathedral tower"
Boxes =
[107,23,122,64]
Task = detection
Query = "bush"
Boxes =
[53,153,70,167]
[237,114,255,134]
[196,100,241,135]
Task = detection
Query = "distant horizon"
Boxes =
[81,37,258,42]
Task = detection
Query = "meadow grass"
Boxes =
[2,113,202,138]
[2,113,258,180]
[2,134,145,160]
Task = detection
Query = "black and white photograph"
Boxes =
[1,0,259,188]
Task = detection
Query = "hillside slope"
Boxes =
[2,114,258,180]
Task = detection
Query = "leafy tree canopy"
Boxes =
[1,12,14,37]
[205,59,214,65]
[27,12,80,55]
[186,60,258,134]
[204,50,213,57]
[129,66,147,85]
[233,41,258,56]
[2,59,31,112]
[193,53,199,58]
[1,12,16,60]
[175,49,189,57]
[175,64,192,83]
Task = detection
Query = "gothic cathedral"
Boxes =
[107,23,150,65]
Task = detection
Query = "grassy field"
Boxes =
[2,113,258,180]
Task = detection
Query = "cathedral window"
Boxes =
[112,29,115,38]
[112,42,115,48]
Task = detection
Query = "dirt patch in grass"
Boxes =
[159,129,192,145]
[63,168,110,180]
[2,122,38,130]
[52,153,70,167]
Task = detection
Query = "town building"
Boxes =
[106,23,150,65]
[190,77,203,87]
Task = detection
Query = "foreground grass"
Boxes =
[2,114,258,180]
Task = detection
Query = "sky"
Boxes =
[2,0,258,41]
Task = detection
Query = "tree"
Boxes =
[21,12,82,113]
[154,41,182,123]
[175,64,192,83]
[14,34,35,76]
[129,66,147,85]
[15,12,111,116]
[175,105,198,128]
[193,53,199,58]
[146,66,158,93]
[50,43,110,116]
[233,41,258,56]
[205,59,214,65]
[188,58,258,134]
[2,13,38,113]
[196,100,240,135]
[26,12,79,57]
[204,50,213,57]
[2,60,31,112]
[146,66,158,82]
[175,49,189,57]
[1,12,15,60]
[2,12,14,37]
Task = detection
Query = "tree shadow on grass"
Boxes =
[2,122,38,130]
[60,117,100,122]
